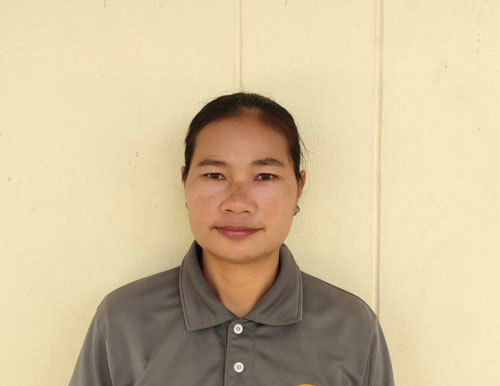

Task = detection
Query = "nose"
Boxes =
[220,182,256,214]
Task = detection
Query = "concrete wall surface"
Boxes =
[1,1,498,385]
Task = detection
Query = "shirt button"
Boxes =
[234,361,244,373]
[233,323,243,334]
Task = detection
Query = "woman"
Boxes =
[69,92,395,386]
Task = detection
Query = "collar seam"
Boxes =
[178,260,193,331]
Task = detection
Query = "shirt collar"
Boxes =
[179,239,303,332]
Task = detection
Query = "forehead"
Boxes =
[193,114,292,166]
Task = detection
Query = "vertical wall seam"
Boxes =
[373,0,384,316]
[233,0,243,92]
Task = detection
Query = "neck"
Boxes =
[201,247,280,319]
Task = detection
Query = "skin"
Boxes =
[180,112,306,318]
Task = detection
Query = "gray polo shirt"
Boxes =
[69,240,394,386]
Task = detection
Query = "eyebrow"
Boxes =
[196,157,286,168]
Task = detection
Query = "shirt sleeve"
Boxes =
[68,304,113,386]
[361,316,395,386]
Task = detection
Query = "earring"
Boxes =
[185,203,188,209]
[294,205,300,215]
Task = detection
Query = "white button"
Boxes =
[233,323,243,334]
[234,361,244,373]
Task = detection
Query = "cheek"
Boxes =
[257,185,294,213]
[187,181,221,213]
[187,179,295,213]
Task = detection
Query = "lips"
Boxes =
[217,226,259,231]
[216,226,260,239]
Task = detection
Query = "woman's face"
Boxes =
[181,112,306,263]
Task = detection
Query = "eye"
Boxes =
[203,173,276,181]
[256,173,276,181]
[204,173,224,180]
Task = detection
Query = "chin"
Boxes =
[211,238,264,261]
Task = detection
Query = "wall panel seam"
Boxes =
[373,0,384,316]
[233,0,242,91]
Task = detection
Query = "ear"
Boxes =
[180,165,186,182]
[297,170,306,199]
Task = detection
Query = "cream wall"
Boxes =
[1,1,498,385]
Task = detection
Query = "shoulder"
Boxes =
[300,270,377,330]
[95,265,181,328]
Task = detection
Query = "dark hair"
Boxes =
[182,92,308,185]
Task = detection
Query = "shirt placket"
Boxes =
[223,319,255,386]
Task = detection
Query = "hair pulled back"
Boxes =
[182,92,307,184]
